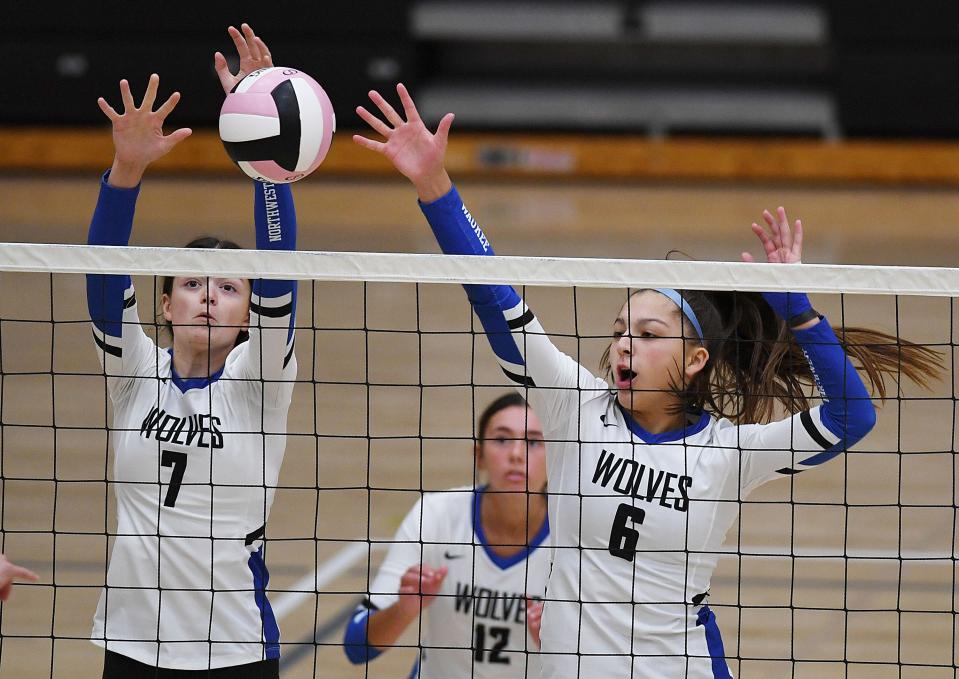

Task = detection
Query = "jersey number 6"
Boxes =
[161,450,188,508]
[608,503,646,562]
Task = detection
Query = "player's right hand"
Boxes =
[396,563,448,617]
[353,83,455,202]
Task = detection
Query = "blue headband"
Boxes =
[653,288,704,341]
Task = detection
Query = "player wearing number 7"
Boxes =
[353,84,942,678]
[87,25,297,677]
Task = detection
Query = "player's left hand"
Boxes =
[741,206,803,265]
[526,598,544,648]
[214,23,274,95]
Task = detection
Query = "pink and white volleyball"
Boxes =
[219,67,336,183]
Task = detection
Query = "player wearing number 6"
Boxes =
[87,25,297,678]
[353,84,942,678]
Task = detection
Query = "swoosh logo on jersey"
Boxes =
[444,551,464,560]
[600,413,618,428]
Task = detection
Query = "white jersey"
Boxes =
[418,185,872,679]
[365,486,551,678]
[498,302,842,679]
[89,281,296,670]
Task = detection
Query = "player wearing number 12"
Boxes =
[353,84,942,678]
[343,394,549,678]
[87,25,297,678]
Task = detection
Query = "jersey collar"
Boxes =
[167,349,225,393]
[472,485,550,571]
[615,402,711,444]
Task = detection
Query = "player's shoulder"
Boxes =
[419,485,476,515]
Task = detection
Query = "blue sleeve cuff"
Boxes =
[343,606,383,665]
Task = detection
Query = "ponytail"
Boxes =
[601,290,943,424]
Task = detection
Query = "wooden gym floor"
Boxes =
[0,173,956,678]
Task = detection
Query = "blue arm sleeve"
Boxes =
[86,171,139,336]
[764,292,877,458]
[252,180,298,340]
[343,604,383,665]
[419,186,526,367]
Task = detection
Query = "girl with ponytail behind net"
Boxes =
[353,84,943,679]
[598,287,942,427]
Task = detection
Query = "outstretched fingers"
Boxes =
[154,90,181,121]
[241,23,261,61]
[141,73,160,111]
[228,25,250,62]
[367,89,404,128]
[165,127,193,146]
[396,83,420,123]
[792,218,804,258]
[97,97,120,121]
[213,51,234,92]
[352,134,387,153]
[119,79,136,113]
[434,112,455,147]
[355,105,393,139]
[254,36,272,66]
[751,221,778,259]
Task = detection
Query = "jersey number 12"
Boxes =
[474,623,510,664]
[608,503,646,562]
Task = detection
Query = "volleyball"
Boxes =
[219,67,335,183]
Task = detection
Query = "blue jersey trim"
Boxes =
[167,349,225,393]
[617,404,711,444]
[472,485,550,571]
[248,546,281,660]
[696,605,733,679]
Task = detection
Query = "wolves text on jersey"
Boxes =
[139,406,224,449]
[454,582,540,624]
[592,449,692,512]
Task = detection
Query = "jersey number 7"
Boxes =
[608,503,646,562]
[161,450,188,508]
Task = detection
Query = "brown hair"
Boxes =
[477,392,530,441]
[600,290,944,424]
[158,236,249,345]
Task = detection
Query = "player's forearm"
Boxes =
[88,172,139,246]
[87,172,138,332]
[252,180,298,341]
[253,180,296,251]
[413,169,452,204]
[106,158,147,189]
[366,602,420,650]
[792,316,876,446]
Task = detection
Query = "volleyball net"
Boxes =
[0,243,955,678]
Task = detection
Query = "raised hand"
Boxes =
[0,554,39,602]
[98,74,192,188]
[214,23,274,95]
[395,563,448,618]
[741,206,804,264]
[526,598,544,648]
[353,83,455,202]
